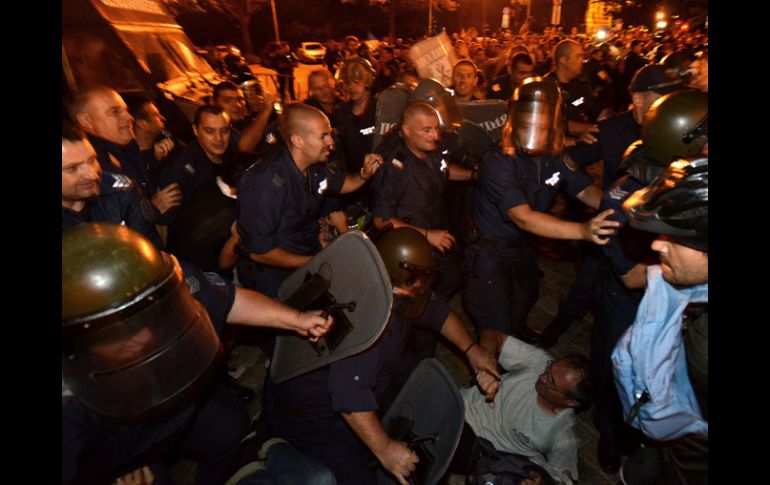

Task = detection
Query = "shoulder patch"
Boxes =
[608,186,629,201]
[184,163,196,176]
[109,173,133,190]
[272,173,285,187]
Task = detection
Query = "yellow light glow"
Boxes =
[655,11,665,20]
[656,20,668,29]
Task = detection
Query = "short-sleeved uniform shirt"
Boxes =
[372,140,451,229]
[474,146,594,242]
[269,295,449,418]
[236,147,346,256]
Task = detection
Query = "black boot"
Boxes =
[539,313,574,348]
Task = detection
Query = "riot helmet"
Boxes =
[62,223,222,423]
[619,139,669,186]
[501,77,564,157]
[408,78,463,132]
[642,90,708,164]
[335,56,375,88]
[375,227,439,319]
[623,157,708,251]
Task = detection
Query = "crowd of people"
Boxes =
[62,21,708,485]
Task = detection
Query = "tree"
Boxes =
[164,0,268,54]
[356,0,459,42]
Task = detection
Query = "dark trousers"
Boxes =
[462,244,540,335]
[558,243,603,319]
[265,411,376,485]
[591,275,643,441]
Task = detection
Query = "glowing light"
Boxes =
[655,11,665,20]
[656,20,667,30]
[596,29,608,40]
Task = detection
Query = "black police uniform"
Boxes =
[62,263,249,485]
[157,139,244,221]
[463,146,593,336]
[88,135,158,198]
[332,99,377,175]
[592,174,657,454]
[544,72,604,125]
[236,147,346,297]
[372,139,462,300]
[264,296,449,485]
[565,110,640,190]
[62,173,162,249]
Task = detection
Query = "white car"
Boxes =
[297,42,326,64]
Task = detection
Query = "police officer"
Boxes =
[463,77,619,343]
[486,51,535,101]
[62,223,333,484]
[263,227,499,485]
[538,65,688,349]
[67,86,177,225]
[61,118,162,248]
[235,103,382,298]
[590,90,707,473]
[333,57,378,175]
[155,105,247,273]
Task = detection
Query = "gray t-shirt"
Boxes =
[461,337,579,482]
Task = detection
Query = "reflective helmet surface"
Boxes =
[408,78,463,132]
[623,157,708,250]
[334,56,375,88]
[642,90,708,164]
[62,223,222,423]
[619,139,669,185]
[375,227,438,319]
[501,77,564,157]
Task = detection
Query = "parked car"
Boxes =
[296,42,326,64]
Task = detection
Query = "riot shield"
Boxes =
[456,121,494,166]
[374,82,411,150]
[376,359,465,485]
[457,99,508,142]
[270,231,394,383]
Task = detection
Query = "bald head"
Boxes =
[279,103,334,167]
[553,39,584,81]
[401,102,440,159]
[279,103,330,141]
[401,102,439,127]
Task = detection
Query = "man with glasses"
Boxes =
[456,329,595,484]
